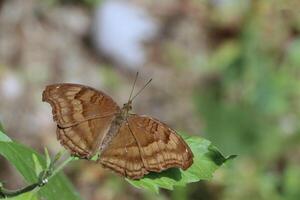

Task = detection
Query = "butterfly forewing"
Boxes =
[57,116,116,158]
[127,115,194,172]
[99,122,148,179]
[43,83,120,158]
[42,83,120,127]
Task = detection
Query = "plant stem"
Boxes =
[0,183,39,198]
[46,156,77,182]
[0,155,76,198]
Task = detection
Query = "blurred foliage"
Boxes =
[283,164,300,200]
[44,0,102,7]
[193,0,300,199]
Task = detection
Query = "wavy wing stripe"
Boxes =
[43,83,120,159]
[57,127,90,157]
[99,122,148,179]
[42,83,120,128]
[57,116,115,159]
[127,115,194,172]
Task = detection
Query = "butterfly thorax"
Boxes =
[120,100,133,120]
[98,101,133,153]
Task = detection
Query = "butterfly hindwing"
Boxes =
[100,115,193,179]
[99,122,148,179]
[127,115,193,172]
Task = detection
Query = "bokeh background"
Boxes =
[1,0,300,199]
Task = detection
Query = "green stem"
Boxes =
[0,183,39,198]
[0,155,76,198]
[48,156,77,180]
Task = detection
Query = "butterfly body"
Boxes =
[43,83,193,179]
[99,101,133,152]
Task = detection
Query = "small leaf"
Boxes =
[127,135,235,193]
[52,149,64,165]
[0,130,12,142]
[91,152,99,161]
[32,154,43,177]
[44,147,51,169]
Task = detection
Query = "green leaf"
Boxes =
[127,135,235,193]
[32,154,43,177]
[283,164,300,199]
[0,121,11,142]
[0,131,81,200]
[0,130,11,142]
[44,147,51,169]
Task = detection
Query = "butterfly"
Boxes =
[42,74,193,179]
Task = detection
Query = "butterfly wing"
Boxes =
[42,83,120,127]
[127,115,193,173]
[43,83,120,158]
[99,122,148,179]
[57,117,115,158]
[99,115,193,179]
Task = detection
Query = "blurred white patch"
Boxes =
[280,115,297,135]
[92,0,158,69]
[0,73,23,100]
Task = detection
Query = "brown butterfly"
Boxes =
[42,75,193,179]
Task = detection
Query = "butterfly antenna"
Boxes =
[131,78,152,101]
[128,72,139,102]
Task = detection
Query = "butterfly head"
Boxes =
[122,72,152,118]
[123,100,133,112]
[120,100,133,119]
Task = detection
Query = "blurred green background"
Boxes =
[0,0,300,199]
